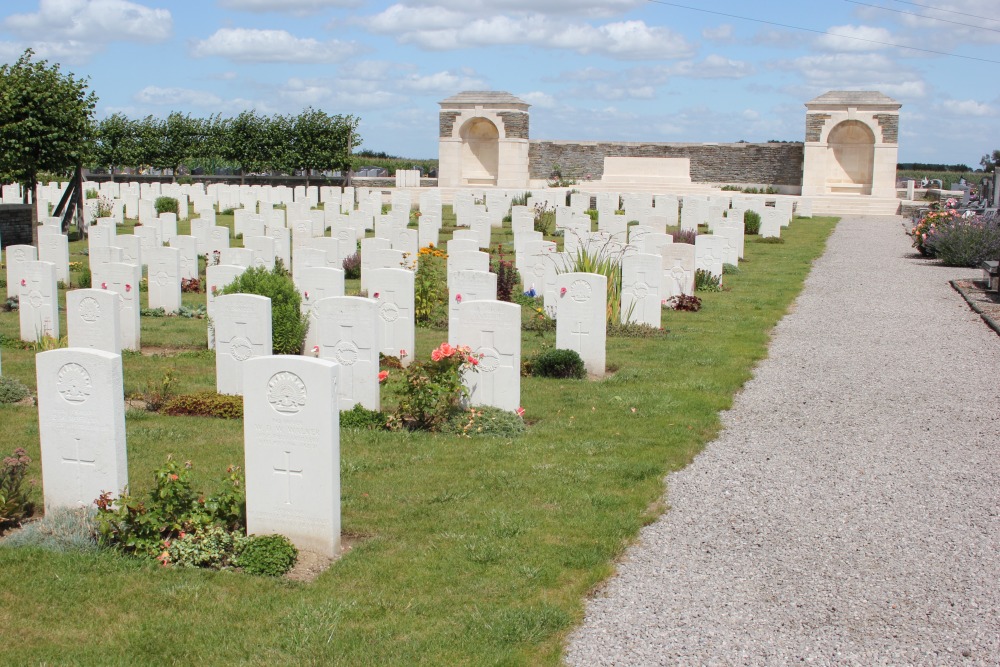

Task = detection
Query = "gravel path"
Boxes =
[566,216,1000,666]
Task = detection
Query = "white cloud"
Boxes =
[398,70,486,93]
[816,24,895,52]
[668,54,755,79]
[365,6,693,60]
[939,99,994,116]
[702,24,733,42]
[4,0,171,42]
[218,0,360,12]
[398,0,645,19]
[134,86,223,107]
[517,91,557,109]
[775,53,929,100]
[191,28,358,63]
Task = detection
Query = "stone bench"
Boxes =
[982,260,999,292]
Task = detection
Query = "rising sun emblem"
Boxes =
[267,372,307,414]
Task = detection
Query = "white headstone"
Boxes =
[360,237,391,291]
[18,260,59,341]
[170,235,200,281]
[146,247,182,312]
[38,232,70,284]
[214,293,272,395]
[101,263,141,350]
[448,270,497,345]
[369,268,415,366]
[621,253,663,328]
[661,243,696,298]
[314,296,380,411]
[36,348,128,510]
[206,264,246,349]
[67,288,121,354]
[298,267,346,352]
[555,272,607,377]
[243,355,340,557]
[244,235,277,271]
[5,244,36,298]
[456,300,521,412]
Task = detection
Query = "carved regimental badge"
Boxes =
[57,363,92,404]
[79,297,101,323]
[570,279,592,303]
[267,372,307,414]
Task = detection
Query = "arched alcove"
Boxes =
[827,120,875,194]
[459,117,499,186]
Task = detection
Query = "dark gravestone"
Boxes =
[0,204,33,249]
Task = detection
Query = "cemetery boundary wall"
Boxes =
[0,204,33,249]
[527,141,805,186]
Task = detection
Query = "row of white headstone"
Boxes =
[34,346,344,557]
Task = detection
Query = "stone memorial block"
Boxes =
[418,218,440,249]
[267,225,292,268]
[447,250,490,289]
[372,248,408,272]
[146,247,182,312]
[244,235,277,271]
[89,245,124,291]
[88,224,113,251]
[368,268,415,366]
[220,247,255,269]
[514,230,543,273]
[215,294,272,395]
[206,264,246,349]
[448,270,497,345]
[243,355,340,557]
[36,348,128,510]
[680,198,706,232]
[133,226,159,261]
[759,209,783,238]
[298,266,347,355]
[170,235,200,281]
[775,199,793,226]
[695,234,725,279]
[38,232,70,284]
[243,216,266,240]
[393,228,419,262]
[314,296,379,411]
[359,237,391,291]
[18,261,59,341]
[456,302,522,411]
[305,237,343,267]
[158,213,178,244]
[333,226,360,250]
[621,253,663,328]
[207,225,231,257]
[447,238,480,255]
[639,232,673,258]
[562,221,591,256]
[796,198,813,218]
[117,234,142,269]
[661,243,696,298]
[102,263,141,350]
[67,288,121,354]
[293,247,328,283]
[555,272,607,377]
[715,221,743,264]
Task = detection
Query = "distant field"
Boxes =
[897,169,986,188]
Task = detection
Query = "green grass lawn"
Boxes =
[0,213,837,665]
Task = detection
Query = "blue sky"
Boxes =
[1,0,998,167]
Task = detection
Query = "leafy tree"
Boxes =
[289,107,358,186]
[220,110,292,183]
[151,112,202,182]
[981,149,999,173]
[0,49,97,243]
[92,113,137,181]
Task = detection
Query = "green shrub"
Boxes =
[1,448,35,529]
[744,210,761,235]
[666,294,702,311]
[77,265,92,289]
[532,349,585,379]
[0,507,98,552]
[340,404,388,430]
[165,525,239,569]
[443,406,526,437]
[85,188,99,199]
[755,236,785,244]
[94,458,245,558]
[607,321,667,338]
[140,307,167,317]
[162,392,244,419]
[695,269,722,292]
[219,265,308,354]
[342,251,361,279]
[0,376,30,404]
[722,263,740,275]
[235,534,298,576]
[924,215,1000,267]
[155,196,179,215]
[391,342,482,431]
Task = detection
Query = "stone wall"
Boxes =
[874,114,899,143]
[528,141,805,185]
[439,112,460,138]
[0,204,33,249]
[497,112,529,139]
[805,114,830,142]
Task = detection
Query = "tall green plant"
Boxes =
[218,264,307,354]
[559,241,625,324]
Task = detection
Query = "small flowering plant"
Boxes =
[393,342,482,431]
[908,209,960,256]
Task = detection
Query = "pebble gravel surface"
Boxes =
[565,216,1000,666]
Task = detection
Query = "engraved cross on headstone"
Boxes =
[273,450,303,505]
[62,435,96,505]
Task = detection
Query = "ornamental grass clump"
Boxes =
[561,241,624,324]
[391,342,481,431]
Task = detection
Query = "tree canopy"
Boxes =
[0,49,97,238]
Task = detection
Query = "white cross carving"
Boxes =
[272,450,303,506]
[62,435,96,505]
